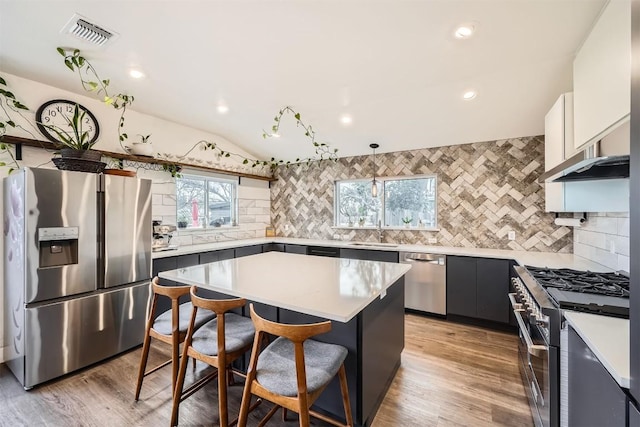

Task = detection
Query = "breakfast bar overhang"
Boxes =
[159,251,410,427]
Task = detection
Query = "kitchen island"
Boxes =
[159,251,410,427]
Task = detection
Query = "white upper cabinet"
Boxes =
[544,93,573,212]
[573,0,630,150]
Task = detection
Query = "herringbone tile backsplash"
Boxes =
[271,136,572,252]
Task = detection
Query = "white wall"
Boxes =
[574,212,630,271]
[0,73,272,362]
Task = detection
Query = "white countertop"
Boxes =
[153,236,610,271]
[158,251,410,323]
[563,311,629,388]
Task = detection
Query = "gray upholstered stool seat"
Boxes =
[153,302,215,335]
[191,313,255,356]
[256,337,348,397]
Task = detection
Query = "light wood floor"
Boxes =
[0,314,532,426]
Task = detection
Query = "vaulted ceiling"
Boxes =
[1,0,605,162]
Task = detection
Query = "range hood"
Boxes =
[538,123,630,183]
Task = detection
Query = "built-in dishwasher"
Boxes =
[400,252,446,315]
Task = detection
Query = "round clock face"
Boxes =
[35,99,100,146]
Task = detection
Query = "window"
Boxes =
[334,175,437,229]
[176,173,238,229]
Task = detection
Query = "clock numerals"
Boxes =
[36,100,100,145]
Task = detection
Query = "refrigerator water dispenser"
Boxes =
[38,227,79,268]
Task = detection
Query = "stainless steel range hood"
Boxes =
[538,122,630,183]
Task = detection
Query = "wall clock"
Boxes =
[35,99,100,145]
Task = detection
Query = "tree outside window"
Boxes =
[176,174,237,229]
[335,175,437,228]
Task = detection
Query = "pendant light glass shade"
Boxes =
[369,143,379,197]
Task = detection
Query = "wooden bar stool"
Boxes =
[238,304,353,427]
[134,277,216,400]
[171,287,256,427]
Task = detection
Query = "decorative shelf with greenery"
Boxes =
[0,135,276,182]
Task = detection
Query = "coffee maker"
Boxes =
[152,220,177,251]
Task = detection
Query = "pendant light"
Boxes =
[369,143,379,197]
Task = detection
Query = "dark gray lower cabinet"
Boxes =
[199,248,235,264]
[234,245,263,258]
[446,256,477,317]
[568,326,626,427]
[284,244,308,254]
[630,401,640,427]
[446,255,510,324]
[307,246,341,257]
[340,248,398,263]
[262,243,284,252]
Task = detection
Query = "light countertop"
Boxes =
[153,236,610,271]
[158,251,410,323]
[563,311,629,388]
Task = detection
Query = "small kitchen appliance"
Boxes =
[153,222,177,251]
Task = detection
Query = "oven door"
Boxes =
[510,293,550,427]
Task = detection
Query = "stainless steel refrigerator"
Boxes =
[3,167,152,389]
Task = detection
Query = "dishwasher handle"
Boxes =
[402,252,445,265]
[406,258,441,265]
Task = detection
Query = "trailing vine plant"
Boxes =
[262,106,338,164]
[0,76,33,172]
[57,47,134,151]
[58,48,339,175]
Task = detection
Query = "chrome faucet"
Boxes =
[377,220,383,243]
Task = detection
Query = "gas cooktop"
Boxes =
[524,266,630,318]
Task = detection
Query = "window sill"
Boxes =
[332,226,440,232]
[177,226,239,233]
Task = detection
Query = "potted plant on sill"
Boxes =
[402,217,413,228]
[177,214,189,229]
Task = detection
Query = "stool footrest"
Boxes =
[180,369,218,402]
[143,358,172,377]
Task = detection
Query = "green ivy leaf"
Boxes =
[294,113,301,120]
[243,159,248,164]
[56,47,65,56]
[7,121,15,127]
[0,77,6,85]
[65,60,75,71]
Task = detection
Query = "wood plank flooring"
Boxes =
[0,314,532,426]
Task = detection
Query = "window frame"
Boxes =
[334,174,438,230]
[175,172,239,231]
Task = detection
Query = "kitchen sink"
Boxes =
[348,242,398,248]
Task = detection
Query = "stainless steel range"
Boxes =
[510,265,630,427]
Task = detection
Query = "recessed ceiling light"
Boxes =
[270,133,281,138]
[340,115,353,125]
[454,25,475,39]
[129,69,145,79]
[217,105,229,114]
[462,90,477,100]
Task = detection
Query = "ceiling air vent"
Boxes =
[61,14,117,47]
